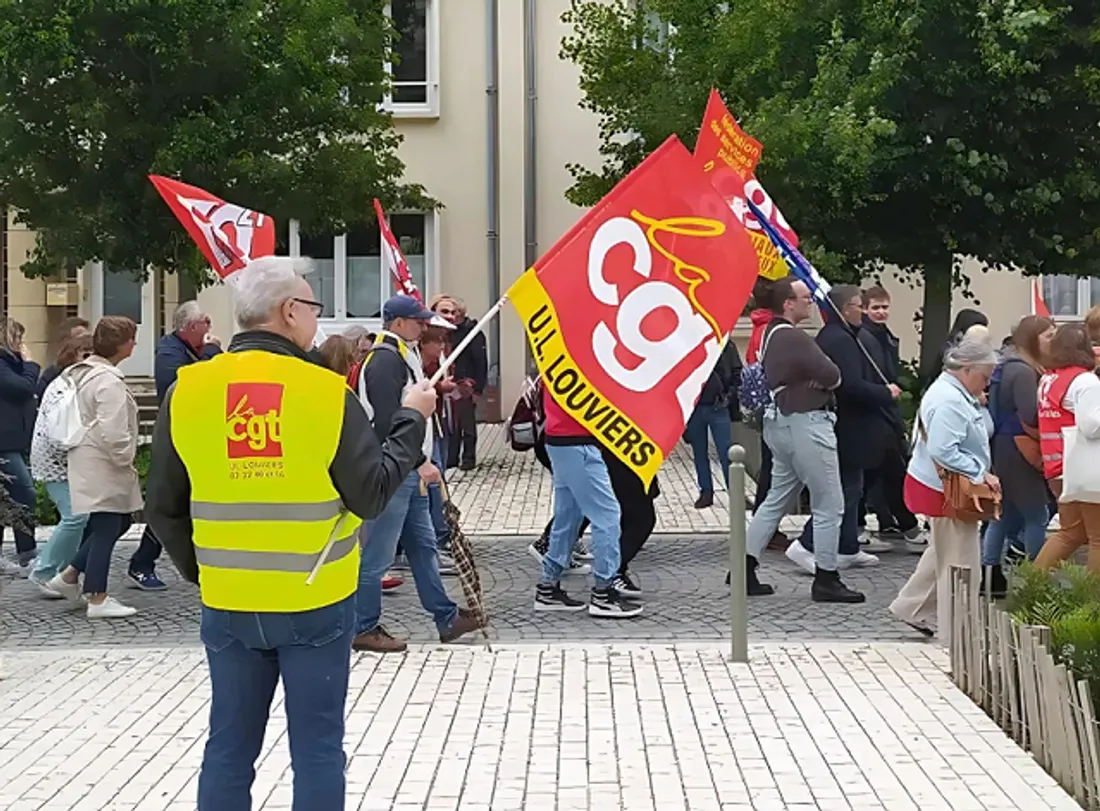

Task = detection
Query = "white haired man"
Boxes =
[145,256,436,811]
[127,301,223,590]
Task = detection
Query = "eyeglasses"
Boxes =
[292,297,324,316]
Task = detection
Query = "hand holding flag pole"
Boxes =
[746,199,891,387]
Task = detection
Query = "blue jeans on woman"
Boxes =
[31,480,90,579]
[198,596,355,811]
[541,445,621,587]
[0,451,37,562]
[982,502,1049,565]
[684,403,732,494]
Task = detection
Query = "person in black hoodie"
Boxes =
[684,340,741,508]
[786,285,901,574]
[0,317,41,571]
[857,285,923,550]
[442,298,487,471]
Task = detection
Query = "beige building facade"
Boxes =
[0,0,1066,409]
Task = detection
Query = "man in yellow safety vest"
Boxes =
[145,256,436,811]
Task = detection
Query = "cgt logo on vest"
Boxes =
[225,382,284,459]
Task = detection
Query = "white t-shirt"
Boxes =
[1062,371,1100,440]
[1062,371,1100,412]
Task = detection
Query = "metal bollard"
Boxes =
[728,445,748,663]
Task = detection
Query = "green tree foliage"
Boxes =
[0,0,430,282]
[561,0,1100,373]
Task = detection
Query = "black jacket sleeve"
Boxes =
[330,390,426,520]
[0,357,40,401]
[361,350,409,443]
[145,387,199,584]
[470,331,488,393]
[825,330,893,408]
[154,341,189,403]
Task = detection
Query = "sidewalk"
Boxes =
[0,643,1079,811]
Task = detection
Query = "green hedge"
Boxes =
[1008,562,1100,713]
[33,444,152,526]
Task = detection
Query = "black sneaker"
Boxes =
[746,555,774,596]
[1004,542,1027,567]
[534,582,587,612]
[811,568,865,603]
[589,586,643,618]
[612,572,642,598]
[694,491,714,509]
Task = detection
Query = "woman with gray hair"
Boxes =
[890,336,1001,643]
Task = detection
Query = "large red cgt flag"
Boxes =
[149,175,276,278]
[506,136,758,485]
[693,89,799,281]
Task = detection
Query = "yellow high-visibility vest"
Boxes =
[170,350,361,612]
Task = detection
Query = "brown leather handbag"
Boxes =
[919,418,1002,523]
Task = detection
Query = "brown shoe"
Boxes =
[439,608,482,643]
[352,625,407,653]
[766,530,789,552]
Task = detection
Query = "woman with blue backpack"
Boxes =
[981,315,1055,596]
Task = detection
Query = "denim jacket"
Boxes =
[909,372,992,491]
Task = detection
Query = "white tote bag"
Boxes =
[1060,425,1100,503]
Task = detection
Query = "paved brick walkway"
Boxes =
[446,425,737,535]
[0,644,1079,811]
[1,534,928,649]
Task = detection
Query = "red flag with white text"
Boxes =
[506,136,758,485]
[1033,279,1051,318]
[149,175,275,278]
[693,89,799,281]
[373,198,421,302]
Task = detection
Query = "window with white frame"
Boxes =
[292,213,432,322]
[1041,275,1100,318]
[384,0,439,118]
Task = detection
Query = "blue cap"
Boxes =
[382,295,435,323]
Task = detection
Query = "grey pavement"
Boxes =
[0,534,928,649]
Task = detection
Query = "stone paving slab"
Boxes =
[0,643,1078,811]
[446,425,739,535]
[1,535,929,649]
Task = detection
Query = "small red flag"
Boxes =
[1033,279,1051,318]
[373,198,421,302]
[149,175,275,278]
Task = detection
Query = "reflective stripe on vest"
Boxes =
[170,351,361,613]
[190,499,344,522]
[195,529,358,572]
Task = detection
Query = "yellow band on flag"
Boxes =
[508,269,664,486]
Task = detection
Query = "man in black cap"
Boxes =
[350,295,481,653]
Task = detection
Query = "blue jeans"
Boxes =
[198,597,355,811]
[0,451,37,561]
[69,512,132,594]
[541,445,621,586]
[31,481,89,579]
[684,403,732,493]
[748,411,843,571]
[427,442,450,549]
[982,502,1049,565]
[355,471,457,635]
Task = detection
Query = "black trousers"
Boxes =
[863,438,918,533]
[447,397,478,467]
[601,448,658,575]
[129,525,163,574]
[754,435,773,511]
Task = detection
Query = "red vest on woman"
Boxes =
[1037,366,1090,479]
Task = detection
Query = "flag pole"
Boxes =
[429,296,509,387]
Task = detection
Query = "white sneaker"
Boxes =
[859,531,894,554]
[838,550,880,569]
[785,541,816,575]
[28,572,63,599]
[0,557,23,577]
[46,574,82,602]
[86,596,137,619]
[1047,514,1061,532]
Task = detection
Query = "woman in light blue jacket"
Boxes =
[890,337,1001,644]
